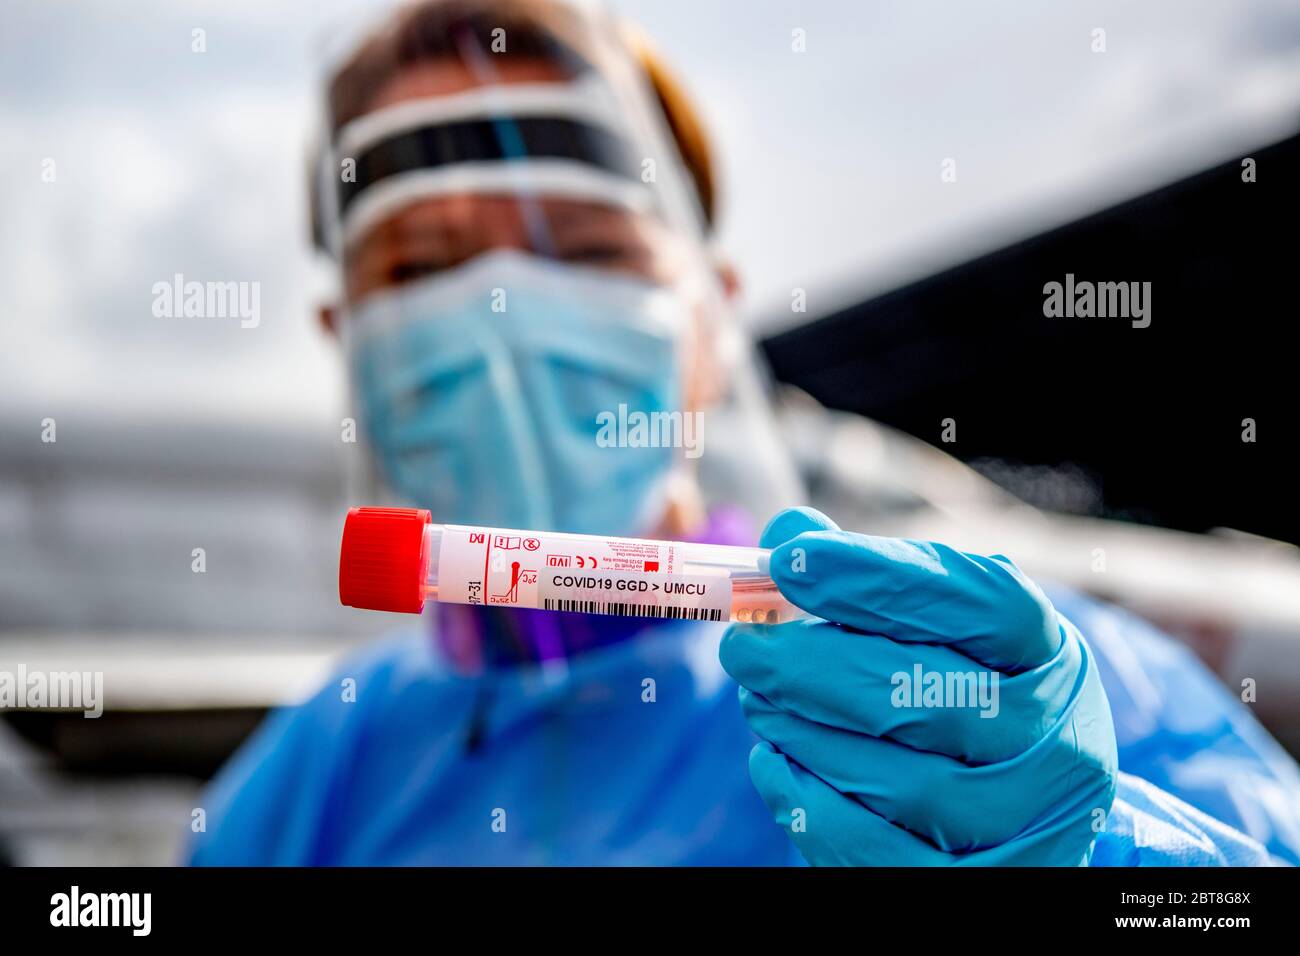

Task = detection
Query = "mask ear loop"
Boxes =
[451,23,561,261]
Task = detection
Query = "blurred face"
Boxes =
[334,51,720,538]
[342,58,692,304]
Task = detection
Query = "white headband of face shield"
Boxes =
[321,76,661,255]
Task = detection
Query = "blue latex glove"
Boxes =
[720,507,1119,865]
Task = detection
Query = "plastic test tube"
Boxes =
[339,507,808,624]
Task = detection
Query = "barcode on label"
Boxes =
[541,599,723,622]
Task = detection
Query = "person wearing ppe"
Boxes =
[189,0,1300,866]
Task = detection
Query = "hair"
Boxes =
[325,0,717,230]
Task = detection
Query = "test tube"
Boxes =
[338,506,807,624]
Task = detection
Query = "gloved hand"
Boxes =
[720,508,1118,865]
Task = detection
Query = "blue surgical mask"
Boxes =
[348,250,685,537]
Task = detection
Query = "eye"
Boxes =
[557,242,634,265]
[389,259,448,284]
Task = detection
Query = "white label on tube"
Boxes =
[438,525,731,621]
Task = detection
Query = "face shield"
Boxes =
[315,0,803,543]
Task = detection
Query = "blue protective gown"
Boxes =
[189,586,1300,866]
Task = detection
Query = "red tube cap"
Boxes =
[339,507,432,614]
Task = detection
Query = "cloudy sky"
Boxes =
[1,0,1297,429]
